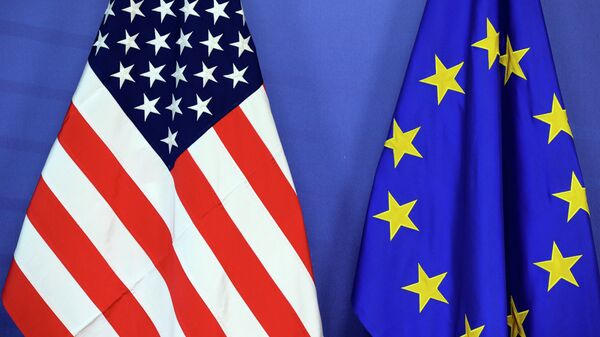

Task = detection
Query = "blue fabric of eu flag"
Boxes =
[352,0,600,336]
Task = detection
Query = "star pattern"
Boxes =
[110,62,135,88]
[172,61,188,88]
[507,297,528,337]
[194,62,218,87]
[236,6,246,25]
[366,10,597,337]
[147,29,171,55]
[89,0,261,167]
[420,55,465,105]
[118,30,140,54]
[230,32,254,57]
[140,62,166,87]
[189,95,213,120]
[534,94,573,144]
[135,94,161,121]
[472,18,500,69]
[206,0,230,24]
[93,32,110,55]
[384,119,422,167]
[153,0,176,22]
[402,263,448,312]
[90,6,595,335]
[224,64,248,88]
[552,171,590,222]
[534,241,582,291]
[201,30,224,56]
[360,7,596,337]
[122,0,145,22]
[103,1,116,24]
[373,192,418,240]
[499,36,529,84]
[461,315,485,337]
[166,94,183,121]
[180,0,200,22]
[161,127,179,153]
[176,29,194,54]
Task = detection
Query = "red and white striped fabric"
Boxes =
[2,64,323,337]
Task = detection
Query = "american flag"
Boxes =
[1,0,323,336]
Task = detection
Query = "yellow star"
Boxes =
[534,241,582,291]
[461,315,485,337]
[384,119,422,167]
[373,192,418,240]
[507,296,528,337]
[402,263,448,312]
[499,36,530,85]
[552,172,590,222]
[420,55,465,105]
[534,94,573,144]
[472,18,500,69]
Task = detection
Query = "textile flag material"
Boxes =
[1,0,323,336]
[353,0,600,336]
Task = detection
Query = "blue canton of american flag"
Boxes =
[1,0,323,336]
[92,0,262,168]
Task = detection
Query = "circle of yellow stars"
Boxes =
[370,15,591,337]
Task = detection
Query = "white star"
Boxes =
[147,29,171,55]
[123,0,145,22]
[236,5,245,25]
[166,95,183,120]
[200,30,223,56]
[176,29,193,55]
[103,1,115,24]
[92,32,109,55]
[189,95,212,120]
[230,32,253,57]
[224,64,248,88]
[135,94,160,121]
[160,127,179,153]
[179,0,200,22]
[171,62,188,88]
[110,62,135,88]
[206,0,229,24]
[194,62,218,87]
[152,0,176,22]
[140,62,166,87]
[117,30,140,54]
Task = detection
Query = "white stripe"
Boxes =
[72,63,265,336]
[72,64,179,237]
[239,86,296,190]
[14,218,118,336]
[173,201,268,337]
[42,140,185,337]
[76,315,121,337]
[188,129,323,337]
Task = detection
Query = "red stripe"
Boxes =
[214,107,314,276]
[58,104,224,337]
[27,178,159,337]
[2,261,71,337]
[172,151,310,337]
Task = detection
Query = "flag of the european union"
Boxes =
[352,0,600,336]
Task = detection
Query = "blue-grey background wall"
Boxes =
[0,0,598,336]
